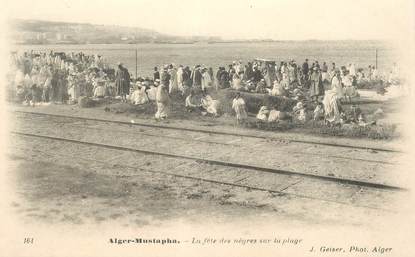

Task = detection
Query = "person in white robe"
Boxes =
[23,74,33,89]
[232,93,247,124]
[155,84,170,120]
[67,75,80,101]
[176,66,184,94]
[280,72,290,91]
[270,80,287,97]
[342,71,356,102]
[232,73,242,90]
[256,106,269,121]
[322,89,341,124]
[130,82,149,105]
[268,106,282,122]
[42,77,52,102]
[348,63,356,77]
[168,66,178,94]
[93,80,106,98]
[201,69,213,91]
[201,92,220,116]
[371,68,378,80]
[14,70,25,87]
[147,80,159,101]
[331,70,344,99]
[293,102,306,122]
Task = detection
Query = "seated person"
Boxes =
[93,79,106,98]
[130,82,149,105]
[245,81,256,92]
[255,80,267,94]
[293,102,307,122]
[146,80,159,101]
[313,102,325,121]
[201,91,220,116]
[357,113,376,127]
[292,88,305,101]
[270,80,287,97]
[256,106,269,121]
[268,106,282,122]
[16,85,26,103]
[185,90,201,112]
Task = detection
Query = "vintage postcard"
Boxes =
[0,0,414,256]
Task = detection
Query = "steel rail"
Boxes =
[12,110,401,153]
[12,131,406,192]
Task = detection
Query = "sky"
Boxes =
[3,0,415,40]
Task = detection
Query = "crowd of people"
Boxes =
[8,50,401,126]
[9,51,117,105]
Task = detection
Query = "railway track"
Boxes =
[11,131,405,213]
[12,111,400,167]
[12,131,406,192]
[11,110,403,186]
[12,110,401,153]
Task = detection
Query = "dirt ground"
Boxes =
[5,82,410,230]
[6,148,400,229]
[6,102,409,229]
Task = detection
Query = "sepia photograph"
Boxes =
[0,0,414,256]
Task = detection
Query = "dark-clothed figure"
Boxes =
[192,66,202,88]
[153,67,160,81]
[309,67,324,101]
[160,67,171,92]
[115,63,131,102]
[302,59,309,82]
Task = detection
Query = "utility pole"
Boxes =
[135,28,138,79]
[375,49,378,69]
[135,48,138,79]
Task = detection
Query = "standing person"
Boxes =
[182,66,192,89]
[192,65,202,88]
[331,69,344,99]
[342,70,356,103]
[329,62,336,80]
[215,67,222,89]
[218,67,230,89]
[244,62,253,81]
[302,59,309,84]
[348,63,356,77]
[176,65,184,94]
[115,63,130,102]
[232,72,242,90]
[155,82,170,120]
[232,92,247,125]
[57,70,67,103]
[67,74,80,102]
[42,76,52,103]
[208,67,215,90]
[321,62,328,82]
[168,64,178,94]
[201,68,212,91]
[153,67,160,81]
[252,66,262,83]
[309,67,324,102]
[160,65,171,92]
[51,68,59,101]
[367,65,373,81]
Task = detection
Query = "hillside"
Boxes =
[9,19,222,44]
